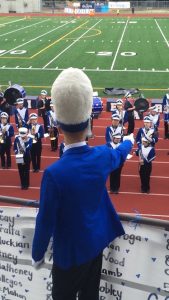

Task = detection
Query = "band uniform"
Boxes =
[0,112,14,169]
[14,127,33,190]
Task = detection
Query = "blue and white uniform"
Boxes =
[14,129,32,189]
[15,106,29,128]
[162,94,169,138]
[136,143,155,193]
[32,140,132,269]
[136,127,158,148]
[0,116,14,168]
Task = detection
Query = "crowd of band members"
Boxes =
[0,90,168,191]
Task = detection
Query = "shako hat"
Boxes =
[113,133,122,139]
[16,98,24,105]
[29,113,38,120]
[51,68,93,132]
[149,105,158,112]
[41,90,47,96]
[143,116,151,123]
[0,112,8,118]
[19,127,28,136]
[116,99,123,105]
[112,114,120,120]
[0,92,4,99]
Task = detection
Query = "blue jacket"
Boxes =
[14,107,29,128]
[136,127,158,148]
[32,141,132,269]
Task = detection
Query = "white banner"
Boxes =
[0,207,168,300]
[64,7,94,14]
[108,2,130,9]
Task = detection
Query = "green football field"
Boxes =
[0,15,169,98]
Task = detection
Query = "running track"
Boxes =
[0,99,168,220]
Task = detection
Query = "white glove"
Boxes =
[32,258,44,269]
[123,133,135,145]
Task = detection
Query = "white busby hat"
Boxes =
[51,68,93,132]
[41,90,47,96]
[112,114,120,121]
[116,99,123,105]
[16,98,24,105]
[19,127,28,136]
[0,112,8,118]
[29,113,38,120]
[143,116,151,123]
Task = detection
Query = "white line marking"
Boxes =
[127,160,169,164]
[0,21,73,57]
[42,19,102,69]
[1,66,169,73]
[119,212,169,218]
[109,190,169,197]
[0,18,25,26]
[0,185,40,189]
[0,19,50,38]
[155,19,169,48]
[111,19,129,70]
[122,174,169,179]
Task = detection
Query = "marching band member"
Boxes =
[14,98,29,129]
[105,114,123,143]
[162,93,169,139]
[32,68,134,300]
[107,133,124,194]
[0,112,14,169]
[0,92,11,122]
[112,99,128,128]
[28,113,44,172]
[136,137,156,193]
[148,105,160,132]
[136,116,158,149]
[47,102,59,152]
[59,141,65,158]
[37,90,51,133]
[14,127,32,190]
[124,93,135,134]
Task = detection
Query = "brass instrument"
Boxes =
[15,138,25,164]
[138,149,144,166]
[0,126,6,144]
[17,112,23,128]
[49,115,56,141]
[31,125,37,144]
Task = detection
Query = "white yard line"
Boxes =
[1,66,169,73]
[0,19,50,37]
[155,19,169,48]
[0,20,73,57]
[0,18,25,26]
[110,19,129,71]
[42,19,102,69]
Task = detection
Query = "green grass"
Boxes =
[0,16,169,98]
